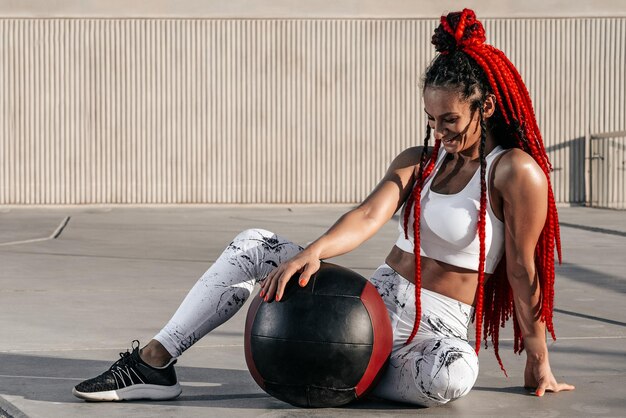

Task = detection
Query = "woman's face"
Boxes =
[423,86,483,156]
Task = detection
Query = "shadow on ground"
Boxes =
[0,353,423,411]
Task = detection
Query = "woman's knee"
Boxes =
[233,228,275,242]
[227,228,279,254]
[416,338,479,405]
[226,228,303,278]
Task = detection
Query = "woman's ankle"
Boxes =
[140,340,173,368]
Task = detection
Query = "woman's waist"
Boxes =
[385,245,483,306]
[377,263,474,338]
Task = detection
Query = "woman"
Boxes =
[73,9,574,406]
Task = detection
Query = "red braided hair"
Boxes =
[402,133,441,343]
[403,9,561,373]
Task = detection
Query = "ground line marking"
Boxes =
[0,374,84,381]
[0,216,71,246]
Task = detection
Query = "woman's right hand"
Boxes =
[259,250,322,302]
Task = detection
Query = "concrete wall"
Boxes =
[1,4,625,205]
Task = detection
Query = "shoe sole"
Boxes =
[72,383,182,401]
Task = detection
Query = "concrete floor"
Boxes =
[0,205,624,418]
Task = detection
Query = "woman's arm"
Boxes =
[261,146,423,302]
[496,149,575,396]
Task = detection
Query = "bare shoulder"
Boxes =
[392,146,423,167]
[388,145,438,172]
[494,148,547,194]
[359,145,428,219]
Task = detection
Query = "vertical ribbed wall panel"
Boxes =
[0,18,624,204]
[591,134,626,209]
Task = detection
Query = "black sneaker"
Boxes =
[72,341,182,401]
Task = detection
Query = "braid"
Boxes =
[482,257,513,375]
[403,125,431,239]
[410,9,562,372]
[403,136,428,345]
[474,106,488,353]
[402,127,443,345]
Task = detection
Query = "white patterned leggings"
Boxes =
[154,228,479,407]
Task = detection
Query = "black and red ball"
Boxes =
[244,262,393,408]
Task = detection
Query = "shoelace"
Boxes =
[108,340,145,387]
[109,340,140,370]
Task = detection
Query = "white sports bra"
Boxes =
[395,145,508,274]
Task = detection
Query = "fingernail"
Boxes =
[275,295,280,301]
[260,290,265,297]
[299,279,306,286]
[264,295,268,302]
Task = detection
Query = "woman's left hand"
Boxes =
[524,355,575,396]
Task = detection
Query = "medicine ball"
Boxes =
[244,262,393,408]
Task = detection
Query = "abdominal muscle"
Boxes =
[385,245,489,306]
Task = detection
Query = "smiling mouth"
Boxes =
[443,133,462,144]
[441,118,473,145]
